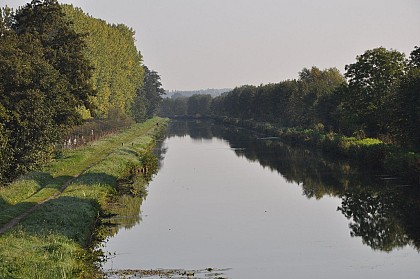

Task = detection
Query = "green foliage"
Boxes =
[132,65,165,122]
[409,46,420,67]
[288,67,345,127]
[1,1,161,183]
[0,124,10,183]
[187,94,212,116]
[211,46,419,150]
[13,0,95,114]
[342,47,407,137]
[211,67,344,129]
[0,28,66,180]
[132,94,148,122]
[62,5,144,118]
[0,6,14,34]
[0,0,100,182]
[386,48,420,148]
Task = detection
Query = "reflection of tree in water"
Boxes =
[168,120,420,252]
[167,120,214,140]
[105,156,160,237]
[104,179,146,238]
[338,188,410,251]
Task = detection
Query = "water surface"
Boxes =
[103,120,420,278]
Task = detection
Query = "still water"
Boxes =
[103,120,420,278]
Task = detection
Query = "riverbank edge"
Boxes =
[214,116,420,184]
[0,117,169,278]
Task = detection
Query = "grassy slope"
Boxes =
[0,117,168,279]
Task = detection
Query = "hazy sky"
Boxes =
[3,0,420,90]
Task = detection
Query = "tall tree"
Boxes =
[386,46,420,147]
[0,6,13,34]
[342,47,407,137]
[63,5,145,118]
[409,46,420,67]
[0,103,11,182]
[133,66,165,121]
[288,67,345,128]
[13,0,95,121]
[187,94,212,116]
[0,1,97,182]
[0,27,71,179]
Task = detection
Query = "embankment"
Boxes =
[215,116,420,184]
[0,117,168,278]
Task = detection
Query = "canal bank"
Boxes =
[214,116,420,185]
[0,117,168,278]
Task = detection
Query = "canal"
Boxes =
[102,120,420,278]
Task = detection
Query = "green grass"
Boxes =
[0,117,169,279]
[0,231,89,279]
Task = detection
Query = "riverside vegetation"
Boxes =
[0,0,165,183]
[1,0,419,277]
[0,117,168,278]
[0,0,167,278]
[159,47,420,183]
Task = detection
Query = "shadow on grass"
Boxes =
[73,172,117,187]
[15,172,124,245]
[0,202,38,228]
[0,197,7,210]
[0,173,75,227]
[19,196,100,246]
[0,196,104,278]
[0,172,117,236]
[118,148,140,158]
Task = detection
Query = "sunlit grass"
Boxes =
[0,117,169,278]
[0,228,91,279]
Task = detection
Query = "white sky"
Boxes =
[2,0,420,91]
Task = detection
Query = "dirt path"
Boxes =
[0,151,113,235]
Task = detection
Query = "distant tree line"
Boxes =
[0,0,164,183]
[159,47,420,149]
[168,88,231,99]
[159,94,212,117]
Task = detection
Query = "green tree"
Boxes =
[0,28,70,180]
[13,0,95,120]
[62,5,144,118]
[342,47,407,137]
[0,103,11,182]
[173,97,188,116]
[157,98,174,117]
[140,66,165,118]
[132,94,148,122]
[387,46,420,147]
[410,46,420,67]
[187,94,212,116]
[0,6,13,34]
[157,96,189,118]
[287,67,345,128]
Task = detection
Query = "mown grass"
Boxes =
[0,117,168,279]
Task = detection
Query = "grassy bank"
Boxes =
[215,116,420,184]
[0,117,168,278]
